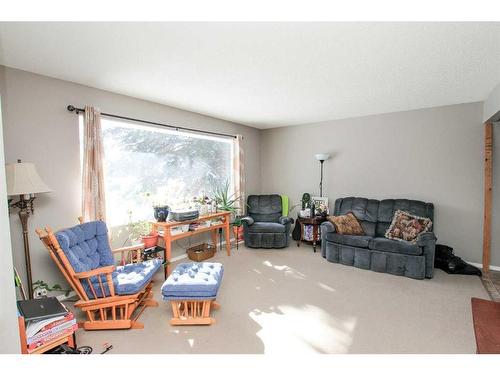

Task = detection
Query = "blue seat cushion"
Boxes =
[368,237,422,256]
[114,258,162,295]
[161,262,223,300]
[326,233,372,248]
[248,222,286,233]
[80,258,163,298]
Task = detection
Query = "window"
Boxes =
[80,117,234,226]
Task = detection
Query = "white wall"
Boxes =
[483,82,500,123]
[0,66,261,291]
[261,102,495,266]
[0,95,21,353]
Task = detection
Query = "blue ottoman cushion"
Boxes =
[161,262,223,300]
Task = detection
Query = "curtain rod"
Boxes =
[66,105,237,139]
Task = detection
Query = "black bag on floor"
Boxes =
[434,244,482,276]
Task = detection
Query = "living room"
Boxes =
[1,2,500,372]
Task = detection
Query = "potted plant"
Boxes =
[213,180,241,222]
[32,280,71,299]
[232,216,244,242]
[192,195,214,216]
[127,220,158,248]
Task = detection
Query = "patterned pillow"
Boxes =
[327,212,365,235]
[385,210,433,243]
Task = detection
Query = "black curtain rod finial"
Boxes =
[67,105,76,112]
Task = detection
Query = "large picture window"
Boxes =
[80,117,234,226]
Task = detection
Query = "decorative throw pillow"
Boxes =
[385,210,433,243]
[327,212,365,235]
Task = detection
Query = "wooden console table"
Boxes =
[151,211,231,278]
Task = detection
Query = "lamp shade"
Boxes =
[314,153,330,161]
[6,161,52,196]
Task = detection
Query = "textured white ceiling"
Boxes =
[1,22,499,128]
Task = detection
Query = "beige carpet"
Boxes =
[72,245,489,354]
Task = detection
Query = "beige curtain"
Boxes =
[233,135,245,215]
[82,105,106,222]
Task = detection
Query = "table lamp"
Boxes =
[6,159,52,299]
[314,153,330,197]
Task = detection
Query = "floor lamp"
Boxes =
[6,160,52,299]
[314,153,330,197]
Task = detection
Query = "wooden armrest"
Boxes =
[112,244,145,253]
[113,244,144,265]
[75,265,116,279]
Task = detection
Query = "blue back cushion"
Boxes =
[333,197,434,238]
[248,195,282,223]
[55,221,114,273]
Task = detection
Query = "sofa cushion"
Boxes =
[326,233,372,248]
[333,197,379,236]
[248,222,286,233]
[369,237,422,256]
[327,213,365,235]
[247,194,282,223]
[161,262,224,300]
[385,209,433,243]
[376,199,434,237]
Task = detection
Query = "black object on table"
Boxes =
[17,296,68,322]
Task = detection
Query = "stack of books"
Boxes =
[25,312,77,351]
[18,297,78,351]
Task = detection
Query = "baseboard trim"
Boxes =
[467,262,500,272]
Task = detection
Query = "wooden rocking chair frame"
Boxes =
[36,218,158,331]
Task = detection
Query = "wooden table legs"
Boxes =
[225,220,231,256]
[164,228,172,279]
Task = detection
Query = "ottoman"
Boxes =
[161,262,224,325]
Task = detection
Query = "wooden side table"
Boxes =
[296,216,327,252]
[18,315,76,354]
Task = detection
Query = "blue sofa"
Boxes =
[321,197,436,279]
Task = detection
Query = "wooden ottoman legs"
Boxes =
[169,300,220,325]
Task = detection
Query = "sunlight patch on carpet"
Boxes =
[317,282,336,292]
[262,260,306,280]
[249,304,356,353]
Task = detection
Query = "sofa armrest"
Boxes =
[321,220,335,234]
[279,216,292,225]
[320,221,336,258]
[417,232,436,246]
[417,232,437,278]
[240,216,254,226]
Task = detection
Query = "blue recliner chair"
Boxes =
[241,194,292,248]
